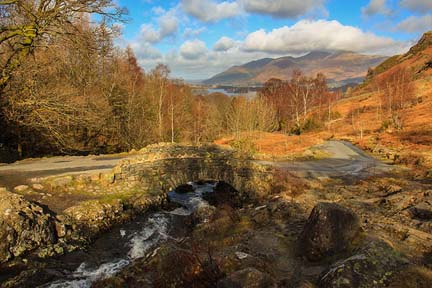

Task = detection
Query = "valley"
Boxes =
[1,1,432,287]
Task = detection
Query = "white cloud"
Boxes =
[159,12,178,37]
[362,0,392,16]
[152,6,165,15]
[133,19,412,80]
[399,0,432,13]
[397,14,432,32]
[241,0,326,18]
[181,0,241,22]
[243,20,406,55]
[183,27,207,38]
[213,37,236,51]
[180,39,208,60]
[130,42,162,60]
[140,9,179,43]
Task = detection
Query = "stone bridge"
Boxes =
[0,144,278,264]
[111,143,276,200]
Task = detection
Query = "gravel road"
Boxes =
[0,141,392,189]
[259,140,393,179]
[0,154,135,190]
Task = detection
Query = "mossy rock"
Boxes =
[319,240,409,288]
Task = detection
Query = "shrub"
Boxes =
[381,119,392,130]
[230,137,257,157]
[302,118,322,132]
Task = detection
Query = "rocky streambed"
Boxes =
[2,175,432,287]
[0,182,220,288]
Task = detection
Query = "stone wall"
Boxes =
[111,143,275,200]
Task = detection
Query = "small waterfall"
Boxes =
[40,182,217,288]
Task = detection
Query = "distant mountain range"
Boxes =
[203,51,388,87]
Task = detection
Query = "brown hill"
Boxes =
[215,31,432,170]
[204,51,388,87]
[365,31,432,84]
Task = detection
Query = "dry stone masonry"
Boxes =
[111,143,275,201]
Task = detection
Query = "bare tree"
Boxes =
[376,67,415,130]
[151,64,170,141]
[0,0,126,91]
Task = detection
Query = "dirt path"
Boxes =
[259,140,394,179]
[0,154,136,190]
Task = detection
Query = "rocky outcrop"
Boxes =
[217,267,277,288]
[63,194,167,236]
[319,240,409,288]
[299,202,361,261]
[0,189,57,263]
[63,199,127,236]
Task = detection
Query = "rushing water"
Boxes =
[40,182,217,288]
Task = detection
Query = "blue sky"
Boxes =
[115,0,432,80]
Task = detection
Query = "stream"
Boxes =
[39,182,217,288]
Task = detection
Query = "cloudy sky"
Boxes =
[117,0,432,80]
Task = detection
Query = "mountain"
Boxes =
[365,31,432,83]
[203,51,388,87]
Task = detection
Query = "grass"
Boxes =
[215,131,327,160]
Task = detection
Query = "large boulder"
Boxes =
[63,199,125,235]
[319,240,409,288]
[299,202,361,261]
[203,181,241,208]
[217,267,277,288]
[0,190,57,263]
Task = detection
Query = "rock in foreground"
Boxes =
[217,267,277,288]
[299,202,361,261]
[0,189,57,263]
[319,240,409,288]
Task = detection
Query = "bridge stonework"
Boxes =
[111,143,275,200]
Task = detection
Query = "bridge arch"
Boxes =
[112,144,275,200]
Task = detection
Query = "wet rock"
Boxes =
[109,243,223,287]
[175,184,194,194]
[299,202,361,261]
[203,181,241,208]
[319,240,409,288]
[408,202,432,220]
[217,267,277,288]
[0,189,57,263]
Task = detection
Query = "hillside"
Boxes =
[216,31,432,171]
[365,31,432,84]
[204,51,388,87]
